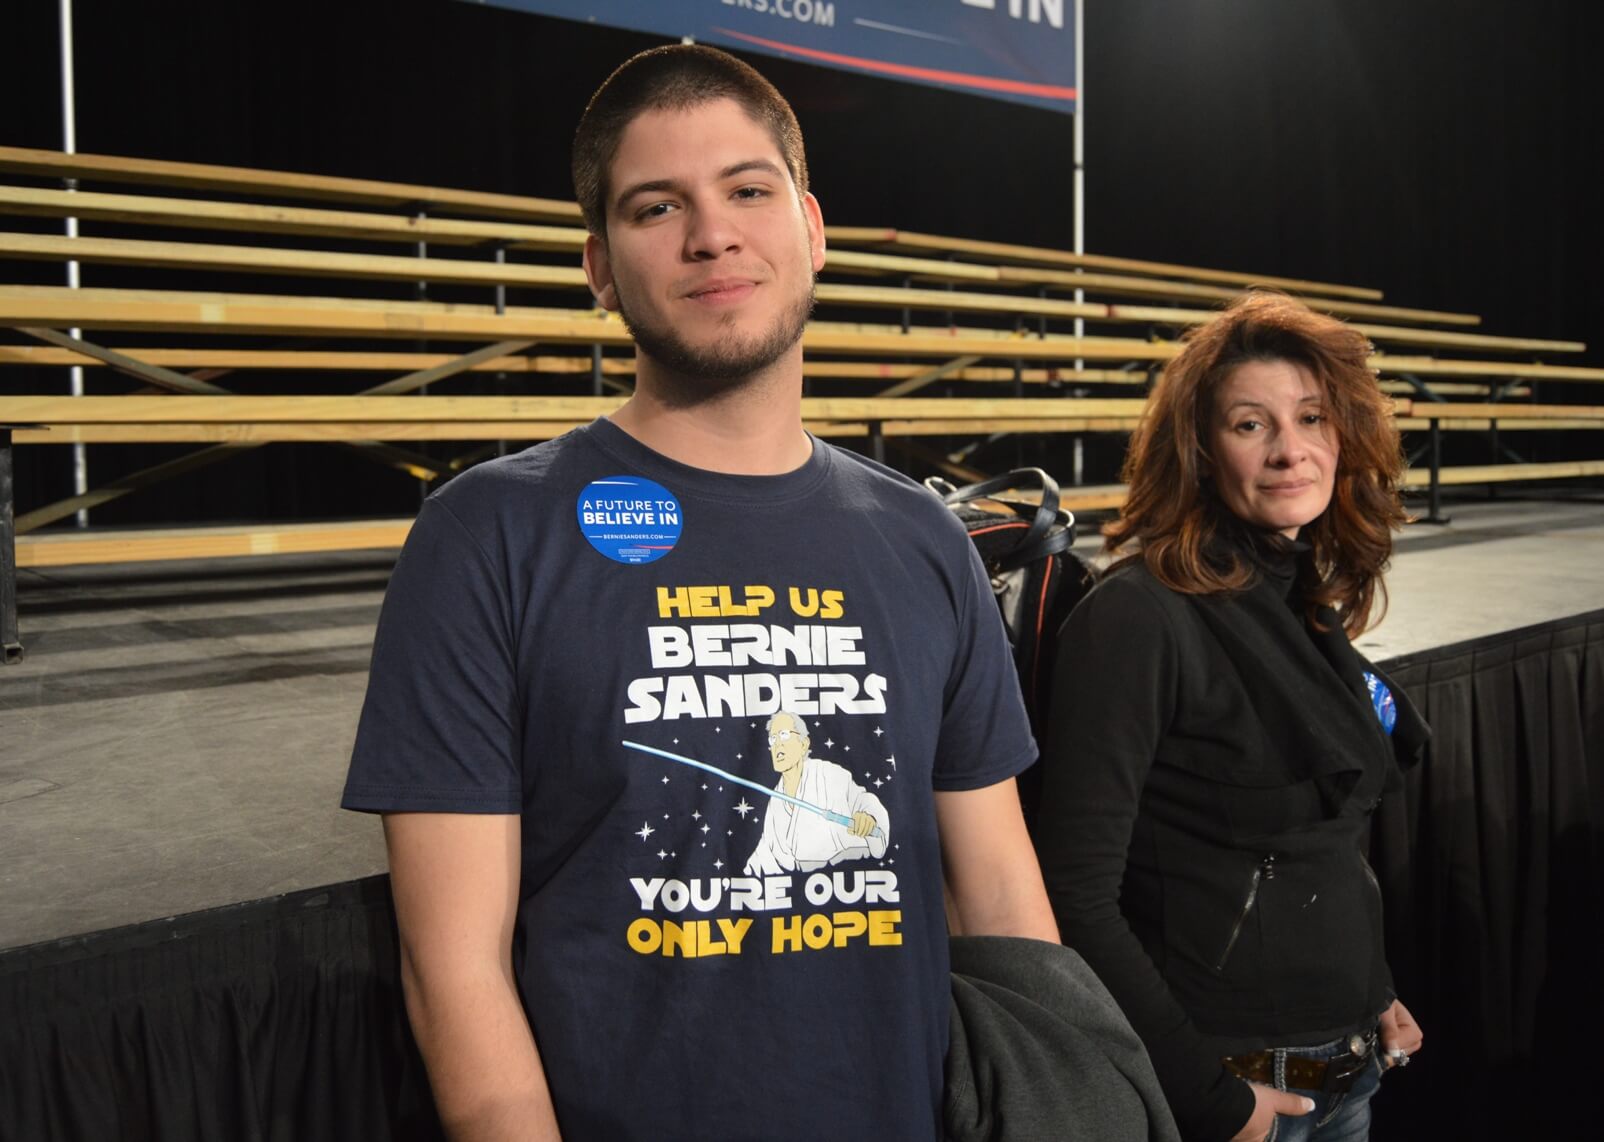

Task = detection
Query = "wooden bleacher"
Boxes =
[1,144,1600,662]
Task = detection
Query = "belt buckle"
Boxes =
[1323,1034,1374,1094]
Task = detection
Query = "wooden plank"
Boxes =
[0,192,1011,284]
[0,145,583,223]
[0,232,591,289]
[2,288,1588,378]
[826,227,1384,300]
[12,422,591,444]
[0,351,1513,396]
[875,418,1145,435]
[0,185,588,252]
[26,412,1589,444]
[817,282,1102,318]
[0,288,1174,359]
[993,265,1480,327]
[1394,418,1604,431]
[1371,355,1604,382]
[0,395,1156,424]
[16,518,414,567]
[0,283,594,318]
[1406,403,1604,421]
[1401,460,1604,487]
[821,249,1000,282]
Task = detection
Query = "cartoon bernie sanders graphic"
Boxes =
[742,711,890,876]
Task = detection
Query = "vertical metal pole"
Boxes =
[61,0,87,527]
[414,209,430,501]
[869,421,885,466]
[1488,418,1499,501]
[1071,0,1086,374]
[494,244,508,457]
[1427,418,1446,524]
[1,428,23,664]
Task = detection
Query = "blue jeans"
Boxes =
[1264,1035,1385,1142]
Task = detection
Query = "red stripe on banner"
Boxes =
[714,28,1078,103]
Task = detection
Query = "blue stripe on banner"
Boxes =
[466,0,1078,114]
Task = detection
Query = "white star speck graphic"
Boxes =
[635,822,655,841]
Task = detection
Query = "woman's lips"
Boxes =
[1259,480,1316,496]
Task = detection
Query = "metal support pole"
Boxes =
[61,0,87,526]
[869,421,885,466]
[1423,418,1450,525]
[1488,417,1500,500]
[411,204,430,502]
[1,427,23,664]
[901,275,912,334]
[1072,0,1086,374]
[591,344,604,396]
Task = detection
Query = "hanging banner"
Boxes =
[466,1,1077,114]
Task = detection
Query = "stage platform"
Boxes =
[4,494,1603,952]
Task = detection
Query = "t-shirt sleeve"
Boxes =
[931,538,1038,791]
[342,496,522,814]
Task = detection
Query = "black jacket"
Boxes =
[1032,547,1428,1142]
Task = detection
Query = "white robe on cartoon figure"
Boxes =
[744,754,890,876]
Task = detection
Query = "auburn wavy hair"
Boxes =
[1105,291,1409,635]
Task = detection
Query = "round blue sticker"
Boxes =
[1363,670,1397,737]
[577,476,683,564]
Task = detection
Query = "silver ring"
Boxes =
[1387,1048,1410,1067]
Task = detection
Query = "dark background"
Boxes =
[5,0,1601,522]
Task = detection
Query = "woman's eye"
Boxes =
[1234,420,1262,433]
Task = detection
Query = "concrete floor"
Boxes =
[4,495,1603,950]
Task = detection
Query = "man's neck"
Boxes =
[608,350,811,475]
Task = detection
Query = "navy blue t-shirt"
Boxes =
[343,419,1036,1140]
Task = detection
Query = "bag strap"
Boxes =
[927,468,1074,573]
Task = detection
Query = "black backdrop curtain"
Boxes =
[1370,609,1604,1139]
[3,610,1601,1140]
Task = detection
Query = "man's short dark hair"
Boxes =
[572,44,810,239]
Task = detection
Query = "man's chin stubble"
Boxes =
[617,285,816,403]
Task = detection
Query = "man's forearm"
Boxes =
[949,868,1061,941]
[935,781,1061,943]
[403,959,562,1142]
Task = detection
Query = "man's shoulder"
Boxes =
[426,426,602,526]
[818,442,973,541]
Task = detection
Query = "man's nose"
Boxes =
[684,201,741,260]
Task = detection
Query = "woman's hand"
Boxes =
[1379,998,1423,1068]
[1229,1083,1314,1142]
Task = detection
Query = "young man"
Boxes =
[343,44,1057,1141]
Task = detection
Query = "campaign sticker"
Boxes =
[577,476,683,565]
[1363,671,1397,736]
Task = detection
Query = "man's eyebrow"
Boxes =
[612,159,788,213]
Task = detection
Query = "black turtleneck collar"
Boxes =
[1208,515,1311,604]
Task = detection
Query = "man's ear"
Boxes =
[802,192,826,274]
[583,233,619,311]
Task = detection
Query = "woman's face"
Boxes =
[1209,358,1338,539]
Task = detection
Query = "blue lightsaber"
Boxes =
[622,739,884,841]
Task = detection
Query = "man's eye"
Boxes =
[637,202,675,220]
[733,186,768,201]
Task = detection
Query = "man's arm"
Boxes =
[934,779,1059,941]
[384,812,561,1142]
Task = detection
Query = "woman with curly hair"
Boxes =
[1034,292,1428,1142]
